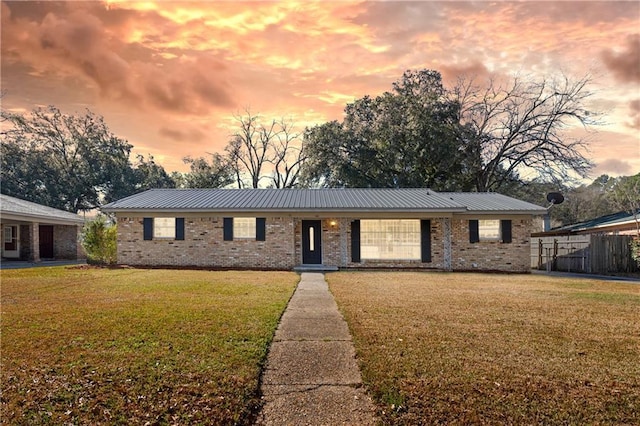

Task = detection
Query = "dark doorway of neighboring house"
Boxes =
[302,220,322,264]
[39,225,54,259]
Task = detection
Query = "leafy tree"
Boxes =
[1,106,135,212]
[608,173,640,265]
[610,173,640,233]
[81,215,117,265]
[133,154,176,190]
[182,154,234,188]
[301,70,463,189]
[452,73,598,191]
[301,69,598,192]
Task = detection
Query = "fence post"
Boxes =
[538,239,543,269]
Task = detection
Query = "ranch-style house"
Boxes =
[102,188,547,272]
[0,194,85,262]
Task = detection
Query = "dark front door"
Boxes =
[302,220,322,264]
[39,225,54,259]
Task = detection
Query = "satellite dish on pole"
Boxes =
[543,192,564,232]
[546,192,565,205]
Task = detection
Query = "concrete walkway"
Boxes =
[0,259,87,269]
[257,272,377,425]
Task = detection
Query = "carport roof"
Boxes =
[102,188,546,215]
[0,194,85,225]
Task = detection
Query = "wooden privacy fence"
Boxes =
[531,235,639,274]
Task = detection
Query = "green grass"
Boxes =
[1,267,298,425]
[328,272,640,425]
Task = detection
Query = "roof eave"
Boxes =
[0,211,85,225]
[101,207,468,214]
[462,209,547,215]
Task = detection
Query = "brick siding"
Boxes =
[53,225,84,259]
[118,216,295,269]
[450,217,532,272]
[116,215,534,272]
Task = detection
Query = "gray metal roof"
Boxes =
[0,194,85,224]
[439,192,547,214]
[102,188,546,214]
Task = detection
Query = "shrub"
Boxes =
[81,215,117,264]
[631,237,640,266]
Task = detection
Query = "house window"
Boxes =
[479,219,501,241]
[360,219,421,260]
[234,217,256,239]
[469,219,512,244]
[154,217,176,239]
[4,226,13,243]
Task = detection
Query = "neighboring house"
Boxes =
[534,210,640,237]
[531,210,639,274]
[102,188,546,272]
[0,194,86,262]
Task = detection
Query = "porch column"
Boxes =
[28,222,40,263]
[442,218,452,271]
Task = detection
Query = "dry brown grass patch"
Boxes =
[328,272,640,425]
[1,267,298,425]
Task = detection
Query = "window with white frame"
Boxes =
[234,217,256,239]
[4,226,13,243]
[479,219,501,241]
[360,219,421,260]
[153,217,176,238]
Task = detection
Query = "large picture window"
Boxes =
[153,217,176,239]
[233,217,256,239]
[360,219,421,260]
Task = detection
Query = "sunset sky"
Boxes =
[2,1,639,178]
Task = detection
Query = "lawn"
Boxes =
[328,272,640,425]
[1,267,298,425]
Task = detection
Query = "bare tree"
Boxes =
[224,109,306,188]
[225,109,275,188]
[452,73,599,192]
[269,119,306,188]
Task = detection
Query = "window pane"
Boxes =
[479,219,500,241]
[234,217,256,239]
[154,217,176,238]
[361,219,420,260]
[4,227,13,243]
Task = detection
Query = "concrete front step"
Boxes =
[293,264,339,272]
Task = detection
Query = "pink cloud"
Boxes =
[1,3,233,114]
[629,99,640,130]
[601,34,640,84]
[594,158,633,176]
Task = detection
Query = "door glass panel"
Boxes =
[309,227,314,251]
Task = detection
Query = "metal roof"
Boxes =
[439,192,548,214]
[0,194,86,225]
[102,188,545,215]
[546,209,639,234]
